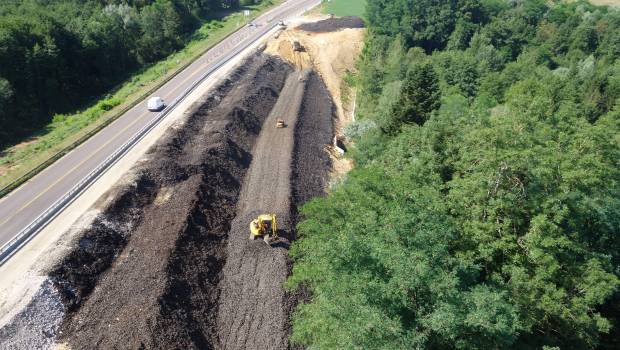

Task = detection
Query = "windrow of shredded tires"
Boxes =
[0,50,336,349]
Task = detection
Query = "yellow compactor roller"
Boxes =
[249,214,278,244]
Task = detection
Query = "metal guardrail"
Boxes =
[0,0,320,266]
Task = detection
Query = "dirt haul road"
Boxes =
[214,68,311,349]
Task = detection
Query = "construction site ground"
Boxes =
[0,16,365,350]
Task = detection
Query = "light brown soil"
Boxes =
[266,17,364,183]
[266,21,365,127]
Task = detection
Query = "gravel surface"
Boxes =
[297,16,365,33]
[0,279,64,350]
[212,69,335,350]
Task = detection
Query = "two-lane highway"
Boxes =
[0,0,320,262]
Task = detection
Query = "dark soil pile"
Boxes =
[52,53,293,349]
[291,71,335,206]
[50,174,158,312]
[297,16,365,33]
[212,69,309,350]
[37,52,335,350]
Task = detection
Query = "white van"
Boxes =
[147,96,165,111]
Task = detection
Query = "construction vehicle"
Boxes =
[276,119,286,128]
[292,40,304,52]
[250,214,278,244]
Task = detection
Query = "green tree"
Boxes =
[289,0,620,348]
[0,0,255,147]
[0,78,12,109]
[384,62,440,133]
[433,50,479,97]
[366,0,483,52]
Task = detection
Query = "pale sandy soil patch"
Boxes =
[153,186,174,206]
[266,16,364,181]
[266,18,365,127]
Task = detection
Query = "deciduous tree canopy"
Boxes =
[288,0,620,349]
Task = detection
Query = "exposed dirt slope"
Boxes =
[268,19,364,126]
[292,71,335,205]
[266,19,364,180]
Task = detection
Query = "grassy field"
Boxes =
[0,1,279,191]
[589,0,620,6]
[323,0,366,18]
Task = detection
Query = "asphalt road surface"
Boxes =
[0,0,320,254]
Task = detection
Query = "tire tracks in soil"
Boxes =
[214,69,311,350]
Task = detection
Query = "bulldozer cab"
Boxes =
[258,216,272,231]
[292,40,303,52]
[250,214,278,244]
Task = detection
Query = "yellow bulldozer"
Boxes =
[249,214,278,244]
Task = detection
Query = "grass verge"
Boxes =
[589,0,620,6]
[323,0,366,17]
[0,1,279,195]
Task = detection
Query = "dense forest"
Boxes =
[288,0,620,349]
[0,0,263,147]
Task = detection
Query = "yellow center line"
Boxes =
[1,10,280,230]
[0,110,150,228]
[165,29,253,96]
